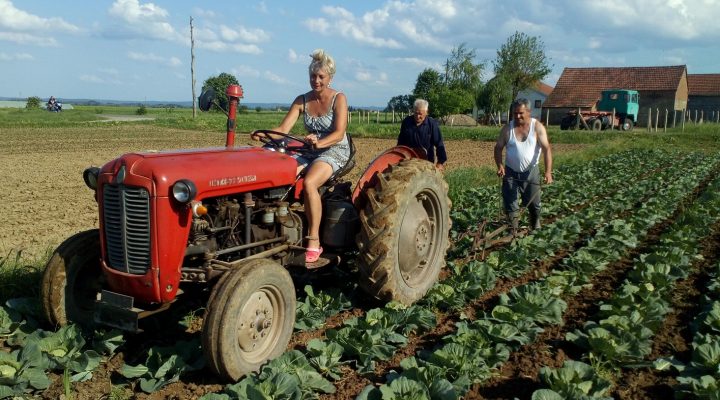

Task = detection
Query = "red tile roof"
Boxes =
[544,65,686,108]
[688,74,720,96]
[534,81,554,96]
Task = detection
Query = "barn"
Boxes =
[543,65,688,127]
[688,74,720,122]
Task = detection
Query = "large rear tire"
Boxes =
[356,159,451,305]
[202,259,296,381]
[41,229,103,328]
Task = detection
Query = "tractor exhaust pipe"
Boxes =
[225,85,243,148]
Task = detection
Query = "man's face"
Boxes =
[513,105,530,125]
[414,108,428,125]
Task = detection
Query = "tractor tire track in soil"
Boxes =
[464,171,719,400]
[612,220,720,400]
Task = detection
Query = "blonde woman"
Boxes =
[252,49,351,263]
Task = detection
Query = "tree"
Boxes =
[493,32,551,102]
[202,72,241,112]
[444,43,484,91]
[385,94,414,113]
[477,75,513,124]
[412,68,442,108]
[26,96,41,109]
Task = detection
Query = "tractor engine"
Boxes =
[181,189,305,281]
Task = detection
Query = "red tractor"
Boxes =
[40,85,451,381]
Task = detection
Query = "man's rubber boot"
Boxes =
[529,212,541,231]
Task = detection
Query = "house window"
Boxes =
[534,100,541,109]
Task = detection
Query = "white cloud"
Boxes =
[572,0,720,41]
[232,65,260,78]
[389,57,441,70]
[0,0,80,45]
[127,51,182,67]
[417,0,457,18]
[0,31,58,46]
[0,0,80,33]
[219,24,269,43]
[0,51,32,61]
[264,71,289,84]
[288,48,299,63]
[255,1,268,13]
[305,6,403,49]
[192,8,216,19]
[107,0,183,41]
[79,74,105,83]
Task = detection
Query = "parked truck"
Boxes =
[560,89,639,131]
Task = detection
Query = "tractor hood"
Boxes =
[100,146,298,198]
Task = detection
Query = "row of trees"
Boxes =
[386,31,551,121]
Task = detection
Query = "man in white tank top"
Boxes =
[493,98,553,231]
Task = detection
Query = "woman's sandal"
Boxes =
[304,236,323,263]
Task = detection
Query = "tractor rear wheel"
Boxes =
[591,118,602,131]
[41,229,103,328]
[202,259,296,381]
[356,159,451,305]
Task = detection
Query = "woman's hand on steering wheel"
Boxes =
[250,129,313,152]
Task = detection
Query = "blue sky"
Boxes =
[1,0,719,107]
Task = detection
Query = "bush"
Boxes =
[136,104,147,115]
[26,96,41,109]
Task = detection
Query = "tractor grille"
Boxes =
[103,185,151,275]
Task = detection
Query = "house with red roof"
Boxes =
[543,65,688,127]
[688,74,720,122]
[517,81,553,119]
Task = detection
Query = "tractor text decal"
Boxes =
[209,175,257,187]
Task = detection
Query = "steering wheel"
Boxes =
[251,129,313,153]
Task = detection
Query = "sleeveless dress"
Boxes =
[300,92,351,173]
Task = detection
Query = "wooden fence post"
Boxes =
[664,109,668,132]
[694,109,698,123]
[700,110,704,124]
[545,108,549,126]
[655,108,659,132]
[682,108,686,132]
[647,107,652,132]
[611,108,615,131]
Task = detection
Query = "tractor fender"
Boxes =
[351,145,426,208]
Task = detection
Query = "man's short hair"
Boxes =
[512,98,531,110]
[414,99,429,111]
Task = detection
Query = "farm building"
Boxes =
[517,81,553,119]
[688,74,720,122]
[543,65,688,127]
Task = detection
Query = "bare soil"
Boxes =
[0,125,583,258]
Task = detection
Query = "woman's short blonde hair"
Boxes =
[309,49,336,77]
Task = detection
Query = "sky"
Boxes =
[1,0,719,108]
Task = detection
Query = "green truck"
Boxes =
[560,89,639,131]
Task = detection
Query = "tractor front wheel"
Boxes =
[356,159,451,305]
[41,229,103,328]
[202,259,296,381]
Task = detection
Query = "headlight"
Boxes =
[83,167,100,190]
[172,179,197,203]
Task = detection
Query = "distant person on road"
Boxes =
[250,49,351,264]
[494,98,553,231]
[397,99,447,171]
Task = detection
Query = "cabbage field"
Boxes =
[1,117,719,399]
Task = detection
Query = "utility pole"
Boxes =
[190,16,197,118]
